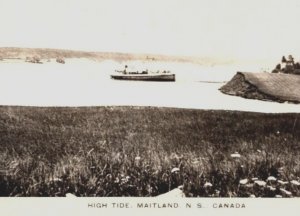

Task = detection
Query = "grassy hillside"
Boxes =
[0,106,299,197]
[220,72,300,103]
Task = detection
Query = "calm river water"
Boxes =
[0,59,299,113]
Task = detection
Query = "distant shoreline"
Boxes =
[0,47,235,65]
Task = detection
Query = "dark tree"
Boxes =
[272,64,281,73]
[276,64,281,70]
[282,56,287,63]
[288,55,294,64]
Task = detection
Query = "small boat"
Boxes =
[111,66,175,82]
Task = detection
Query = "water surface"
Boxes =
[0,59,299,113]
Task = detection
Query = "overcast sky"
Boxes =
[1,0,300,62]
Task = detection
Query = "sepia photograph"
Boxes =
[0,0,300,215]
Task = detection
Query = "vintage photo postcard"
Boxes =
[0,0,299,215]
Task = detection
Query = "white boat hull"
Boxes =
[111,73,175,81]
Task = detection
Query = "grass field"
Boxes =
[0,106,299,197]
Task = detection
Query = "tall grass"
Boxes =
[0,106,299,197]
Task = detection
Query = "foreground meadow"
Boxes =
[0,106,299,197]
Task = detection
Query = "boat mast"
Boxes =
[123,65,128,74]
